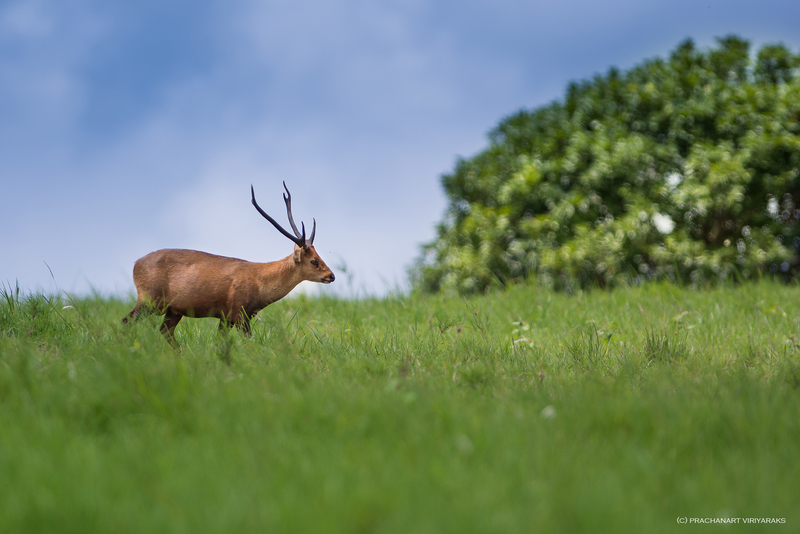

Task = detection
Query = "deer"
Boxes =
[122,182,334,344]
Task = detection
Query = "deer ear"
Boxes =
[292,245,303,263]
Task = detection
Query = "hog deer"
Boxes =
[122,182,334,343]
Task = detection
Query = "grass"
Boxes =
[1,280,799,533]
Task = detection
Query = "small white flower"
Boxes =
[454,434,474,455]
[768,197,779,217]
[665,172,683,188]
[652,213,675,234]
[540,405,557,419]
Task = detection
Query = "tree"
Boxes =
[413,36,800,293]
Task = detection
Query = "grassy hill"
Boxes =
[1,281,799,532]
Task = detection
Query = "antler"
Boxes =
[281,182,316,246]
[251,183,316,248]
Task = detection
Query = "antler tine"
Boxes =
[282,181,304,240]
[309,218,316,245]
[251,185,304,247]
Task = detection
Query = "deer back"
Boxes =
[133,249,260,316]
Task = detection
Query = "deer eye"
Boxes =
[310,259,319,267]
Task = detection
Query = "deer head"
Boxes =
[251,182,335,284]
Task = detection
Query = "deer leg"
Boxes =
[160,310,183,346]
[122,302,148,325]
[218,310,239,331]
[236,315,253,337]
[221,308,253,337]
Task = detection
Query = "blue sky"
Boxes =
[2,0,799,297]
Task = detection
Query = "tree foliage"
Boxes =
[414,36,800,293]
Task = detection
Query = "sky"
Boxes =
[2,0,799,298]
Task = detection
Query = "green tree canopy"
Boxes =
[414,36,800,293]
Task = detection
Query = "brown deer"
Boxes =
[122,182,334,343]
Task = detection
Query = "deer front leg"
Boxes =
[218,309,253,336]
[236,315,253,336]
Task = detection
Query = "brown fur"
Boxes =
[122,244,333,343]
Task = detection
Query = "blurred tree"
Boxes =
[413,36,800,293]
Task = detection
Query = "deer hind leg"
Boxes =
[122,300,149,325]
[122,291,161,325]
[160,310,183,346]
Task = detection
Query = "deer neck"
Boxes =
[256,254,305,304]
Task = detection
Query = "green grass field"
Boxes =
[1,281,799,533]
